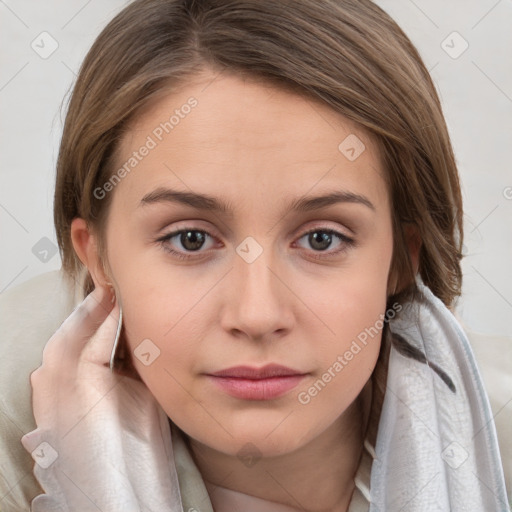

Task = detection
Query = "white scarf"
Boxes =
[21,277,509,511]
[371,276,509,510]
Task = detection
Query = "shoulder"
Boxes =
[0,270,79,510]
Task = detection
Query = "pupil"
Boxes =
[181,231,205,251]
[310,231,331,251]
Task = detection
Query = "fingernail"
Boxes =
[104,282,116,304]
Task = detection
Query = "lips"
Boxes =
[205,364,308,400]
[208,364,305,379]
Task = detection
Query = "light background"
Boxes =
[1,0,511,336]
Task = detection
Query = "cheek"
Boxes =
[296,282,386,410]
[108,262,188,389]
[120,285,194,368]
[119,296,202,423]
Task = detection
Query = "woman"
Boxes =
[2,0,509,510]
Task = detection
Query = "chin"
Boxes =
[224,423,313,459]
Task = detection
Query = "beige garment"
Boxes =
[0,270,79,510]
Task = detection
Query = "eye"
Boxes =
[156,229,216,260]
[294,228,355,259]
[156,226,355,261]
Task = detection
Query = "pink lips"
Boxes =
[205,364,307,400]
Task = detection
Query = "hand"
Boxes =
[21,285,183,511]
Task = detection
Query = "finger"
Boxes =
[81,299,121,366]
[29,288,121,425]
[39,285,114,369]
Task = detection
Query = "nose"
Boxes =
[220,245,294,342]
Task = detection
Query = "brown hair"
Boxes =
[54,0,463,307]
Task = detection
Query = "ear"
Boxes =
[70,218,109,289]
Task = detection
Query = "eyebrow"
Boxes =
[139,187,375,215]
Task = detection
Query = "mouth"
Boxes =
[205,364,308,401]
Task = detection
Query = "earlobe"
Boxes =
[70,218,108,288]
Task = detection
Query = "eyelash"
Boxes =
[156,226,356,261]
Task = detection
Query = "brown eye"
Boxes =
[178,230,207,251]
[308,231,333,251]
[156,228,215,260]
[295,228,355,260]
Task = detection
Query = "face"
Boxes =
[97,69,394,458]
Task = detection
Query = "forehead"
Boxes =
[111,69,388,213]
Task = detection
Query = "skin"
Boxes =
[72,68,418,511]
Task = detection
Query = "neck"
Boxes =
[186,382,372,512]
